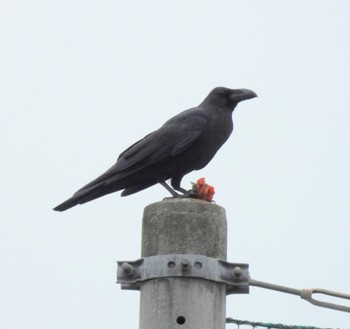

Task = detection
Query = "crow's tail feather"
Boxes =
[53,183,119,212]
[53,196,80,212]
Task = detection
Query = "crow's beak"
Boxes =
[231,89,258,102]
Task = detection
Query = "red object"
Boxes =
[192,177,215,202]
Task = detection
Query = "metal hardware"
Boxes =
[117,255,350,313]
[117,254,249,295]
[249,278,350,313]
[121,262,134,275]
[301,288,350,313]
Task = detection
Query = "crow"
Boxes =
[53,87,257,211]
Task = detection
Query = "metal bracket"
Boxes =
[117,254,249,295]
[117,255,350,313]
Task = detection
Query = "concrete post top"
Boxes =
[141,198,227,259]
[144,198,226,216]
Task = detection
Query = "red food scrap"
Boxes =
[192,177,215,202]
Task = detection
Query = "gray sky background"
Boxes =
[1,1,349,328]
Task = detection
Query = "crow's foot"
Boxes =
[162,188,198,200]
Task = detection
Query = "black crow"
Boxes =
[53,87,257,211]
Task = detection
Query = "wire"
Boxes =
[226,318,339,329]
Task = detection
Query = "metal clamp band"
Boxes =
[117,254,249,295]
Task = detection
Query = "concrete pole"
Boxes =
[140,198,227,329]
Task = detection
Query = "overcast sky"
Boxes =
[1,1,349,328]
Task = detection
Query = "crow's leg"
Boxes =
[160,181,196,199]
[171,177,197,198]
[174,186,188,194]
[170,176,186,193]
[160,182,180,197]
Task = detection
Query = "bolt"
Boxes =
[122,262,134,275]
[233,267,242,279]
[168,261,176,269]
[194,261,202,269]
[181,258,191,272]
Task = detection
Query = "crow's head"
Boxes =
[203,87,257,110]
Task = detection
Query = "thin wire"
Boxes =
[226,318,339,329]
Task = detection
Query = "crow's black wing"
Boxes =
[53,108,209,211]
[74,108,209,195]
